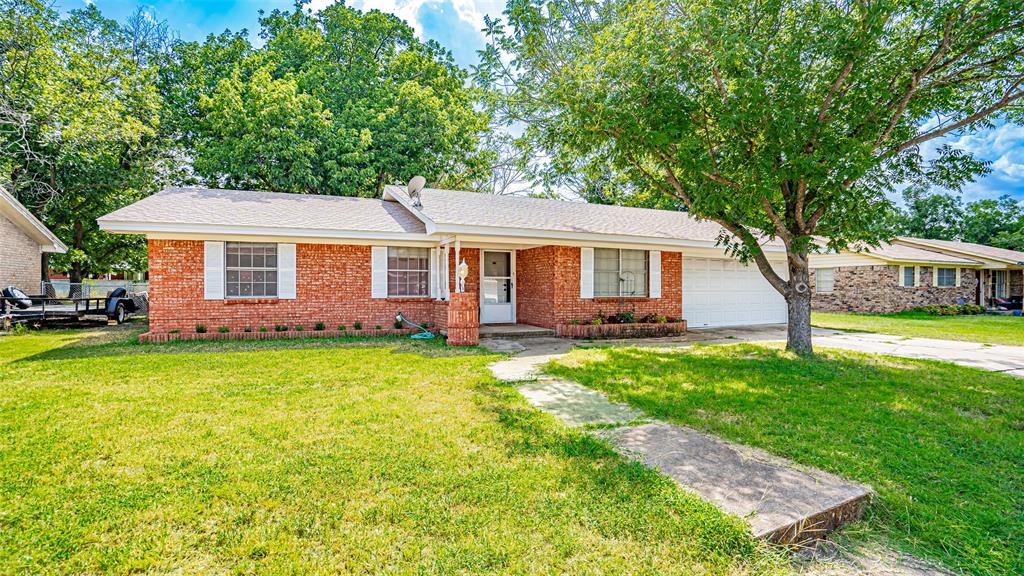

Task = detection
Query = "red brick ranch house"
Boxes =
[98,186,795,344]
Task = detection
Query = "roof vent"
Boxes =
[407,176,426,207]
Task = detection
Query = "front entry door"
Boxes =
[481,250,514,323]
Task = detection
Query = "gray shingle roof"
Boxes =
[860,242,979,265]
[99,187,426,234]
[897,237,1024,265]
[388,185,738,244]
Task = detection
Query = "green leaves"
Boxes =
[170,3,491,196]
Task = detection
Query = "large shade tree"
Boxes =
[164,3,492,196]
[478,0,1024,354]
[1,2,166,284]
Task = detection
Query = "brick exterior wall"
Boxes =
[0,210,42,290]
[515,246,682,328]
[810,265,979,313]
[1012,269,1024,298]
[146,240,680,341]
[147,240,446,334]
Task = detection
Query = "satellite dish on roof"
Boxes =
[408,176,426,196]
[407,175,426,207]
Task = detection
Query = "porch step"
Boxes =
[479,324,557,339]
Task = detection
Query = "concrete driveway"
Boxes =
[589,324,1024,377]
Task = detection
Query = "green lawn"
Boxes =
[812,311,1024,345]
[0,326,785,575]
[547,345,1023,576]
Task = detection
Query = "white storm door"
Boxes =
[481,250,515,324]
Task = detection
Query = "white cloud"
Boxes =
[311,0,502,38]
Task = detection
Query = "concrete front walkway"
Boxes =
[487,338,872,544]
[594,324,1024,377]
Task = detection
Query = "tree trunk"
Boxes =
[69,219,84,297]
[785,253,813,355]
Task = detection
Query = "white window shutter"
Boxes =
[204,241,224,300]
[648,250,662,298]
[914,266,921,287]
[955,268,961,287]
[277,243,296,299]
[932,267,938,286]
[429,248,440,298]
[371,246,388,298]
[580,247,594,299]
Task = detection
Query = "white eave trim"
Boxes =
[0,187,67,253]
[426,223,784,252]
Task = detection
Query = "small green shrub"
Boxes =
[195,324,207,334]
[911,304,985,316]
[259,327,269,333]
[375,325,382,330]
[353,321,362,330]
[394,319,404,329]
[337,325,346,331]
[590,318,602,325]
[569,319,580,325]
[615,310,635,324]
[314,322,325,331]
[217,326,230,334]
[168,329,180,334]
[274,324,288,332]
[295,325,304,332]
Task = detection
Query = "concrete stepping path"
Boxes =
[488,338,872,544]
[518,379,645,427]
[598,423,870,542]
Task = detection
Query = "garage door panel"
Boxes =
[682,257,787,328]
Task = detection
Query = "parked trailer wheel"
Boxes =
[114,303,127,324]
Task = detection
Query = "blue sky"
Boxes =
[77,0,1024,203]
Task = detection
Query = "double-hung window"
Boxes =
[226,242,278,297]
[935,267,957,287]
[900,266,916,288]
[594,248,648,297]
[816,268,834,293]
[387,247,430,297]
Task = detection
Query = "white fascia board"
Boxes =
[0,188,67,253]
[99,219,436,244]
[428,223,785,252]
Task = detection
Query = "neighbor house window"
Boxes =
[226,242,277,297]
[594,248,648,297]
[816,268,834,293]
[388,247,429,297]
[900,266,916,288]
[936,267,957,287]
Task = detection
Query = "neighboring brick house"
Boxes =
[0,187,66,291]
[808,239,1024,313]
[895,238,1024,308]
[99,186,795,344]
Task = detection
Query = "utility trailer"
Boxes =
[2,285,146,329]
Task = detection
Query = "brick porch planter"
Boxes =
[557,321,687,339]
[446,292,479,345]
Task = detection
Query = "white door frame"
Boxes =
[479,249,516,324]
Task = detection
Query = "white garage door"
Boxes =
[682,257,788,328]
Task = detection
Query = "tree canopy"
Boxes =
[165,4,492,196]
[1,1,167,282]
[898,187,1024,250]
[478,0,1024,353]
